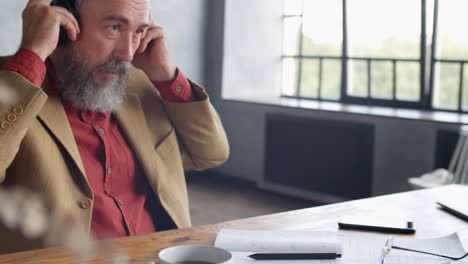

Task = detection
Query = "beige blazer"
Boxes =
[0,57,229,252]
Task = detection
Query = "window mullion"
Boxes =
[318,58,323,99]
[367,59,371,98]
[458,62,464,112]
[429,0,439,110]
[295,0,305,97]
[392,60,397,100]
[341,0,348,101]
[420,0,429,109]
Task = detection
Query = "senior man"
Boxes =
[0,0,229,252]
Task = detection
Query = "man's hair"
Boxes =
[75,0,86,13]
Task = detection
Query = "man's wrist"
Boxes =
[147,64,177,82]
[153,68,195,102]
[2,48,47,87]
[20,44,47,62]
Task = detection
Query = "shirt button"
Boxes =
[116,198,124,206]
[79,198,92,209]
[175,85,182,93]
[6,113,17,122]
[1,121,11,130]
[107,167,112,174]
[13,106,24,115]
[99,128,105,135]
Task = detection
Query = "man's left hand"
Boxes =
[132,20,177,82]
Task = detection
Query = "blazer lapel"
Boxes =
[37,94,92,198]
[115,94,161,191]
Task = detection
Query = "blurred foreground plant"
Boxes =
[0,186,132,264]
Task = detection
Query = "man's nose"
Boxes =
[114,33,135,62]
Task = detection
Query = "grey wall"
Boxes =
[215,101,460,196]
[205,0,462,197]
[0,0,207,83]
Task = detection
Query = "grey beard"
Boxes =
[57,46,130,113]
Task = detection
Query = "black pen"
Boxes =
[248,253,342,260]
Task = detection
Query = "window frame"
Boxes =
[282,0,467,113]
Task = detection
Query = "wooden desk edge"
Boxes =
[0,184,466,263]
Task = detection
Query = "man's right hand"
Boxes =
[20,0,80,62]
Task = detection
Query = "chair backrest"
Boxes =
[448,125,468,185]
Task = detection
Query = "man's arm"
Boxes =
[154,70,225,169]
[0,49,48,181]
[161,83,230,170]
[0,0,80,181]
[0,69,48,182]
[131,19,229,170]
[0,0,80,182]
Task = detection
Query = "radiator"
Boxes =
[263,114,375,201]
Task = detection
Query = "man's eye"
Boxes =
[136,29,145,35]
[110,24,120,31]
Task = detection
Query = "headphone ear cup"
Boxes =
[51,0,78,46]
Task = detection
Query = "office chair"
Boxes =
[408,125,468,189]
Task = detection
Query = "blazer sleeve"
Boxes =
[161,82,229,170]
[0,70,48,182]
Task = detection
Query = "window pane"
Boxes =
[300,59,319,98]
[302,0,342,56]
[321,59,341,100]
[396,62,420,101]
[283,17,301,56]
[282,58,300,96]
[437,0,468,60]
[371,61,393,99]
[348,0,420,58]
[433,63,460,110]
[347,60,368,97]
[284,0,303,16]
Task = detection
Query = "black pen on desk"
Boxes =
[248,253,342,260]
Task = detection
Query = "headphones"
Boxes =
[51,0,77,46]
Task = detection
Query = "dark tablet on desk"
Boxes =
[437,201,468,222]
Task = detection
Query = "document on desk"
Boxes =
[215,229,468,263]
[215,229,342,263]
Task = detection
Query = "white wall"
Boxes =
[222,0,283,99]
[0,0,27,56]
[152,0,206,83]
[0,0,207,83]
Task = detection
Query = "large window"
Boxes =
[282,0,468,113]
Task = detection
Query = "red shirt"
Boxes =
[2,49,194,238]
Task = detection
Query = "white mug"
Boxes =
[159,245,232,264]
